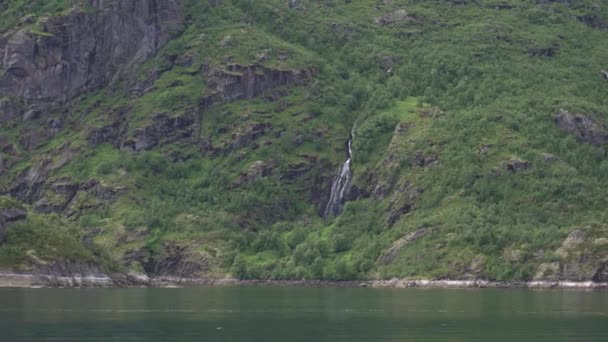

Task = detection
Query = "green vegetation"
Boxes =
[0,0,70,32]
[0,0,607,281]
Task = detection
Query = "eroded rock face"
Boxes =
[374,9,413,26]
[88,121,127,147]
[505,158,530,172]
[386,182,422,227]
[8,159,54,203]
[534,229,608,281]
[0,97,23,124]
[0,206,27,243]
[142,243,211,278]
[555,109,608,146]
[0,158,5,176]
[202,64,314,107]
[577,15,608,30]
[121,111,198,152]
[378,227,433,265]
[0,0,184,109]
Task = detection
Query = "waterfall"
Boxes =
[324,131,354,218]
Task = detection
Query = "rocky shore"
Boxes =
[1,272,606,289]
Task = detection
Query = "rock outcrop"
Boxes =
[201,64,314,107]
[505,157,530,172]
[386,182,422,227]
[33,178,123,215]
[534,229,608,281]
[555,109,608,146]
[577,15,608,30]
[378,227,433,265]
[0,0,184,117]
[0,204,27,244]
[142,243,212,279]
[374,9,414,26]
[121,111,199,152]
[0,97,23,124]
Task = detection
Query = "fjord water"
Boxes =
[0,287,606,341]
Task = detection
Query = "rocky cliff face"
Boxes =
[0,0,183,120]
[202,64,315,107]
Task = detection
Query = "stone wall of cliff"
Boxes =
[0,0,183,120]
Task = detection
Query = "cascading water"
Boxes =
[324,130,354,218]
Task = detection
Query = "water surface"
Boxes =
[0,287,606,341]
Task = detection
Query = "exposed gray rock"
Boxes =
[386,182,422,227]
[22,107,43,121]
[34,178,125,215]
[47,118,63,137]
[0,97,23,124]
[542,153,558,163]
[8,159,54,203]
[88,121,126,147]
[413,150,439,167]
[5,146,79,204]
[577,15,608,30]
[247,161,267,182]
[121,111,198,152]
[201,64,314,107]
[374,9,412,26]
[0,157,5,176]
[593,262,608,282]
[561,229,587,249]
[534,229,608,281]
[555,109,608,146]
[287,0,302,9]
[463,254,486,279]
[378,227,433,264]
[505,157,530,172]
[0,206,27,243]
[221,122,271,153]
[0,0,184,108]
[379,55,401,71]
[233,160,276,186]
[479,144,492,155]
[143,243,211,279]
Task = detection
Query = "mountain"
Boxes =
[0,0,607,284]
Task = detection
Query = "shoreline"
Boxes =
[0,272,607,289]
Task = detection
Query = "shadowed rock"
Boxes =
[201,64,315,107]
[555,109,607,146]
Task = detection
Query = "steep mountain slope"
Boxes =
[0,0,607,283]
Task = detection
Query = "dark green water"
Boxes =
[0,287,607,341]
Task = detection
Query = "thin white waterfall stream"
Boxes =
[324,132,354,218]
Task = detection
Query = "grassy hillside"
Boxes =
[0,0,607,281]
